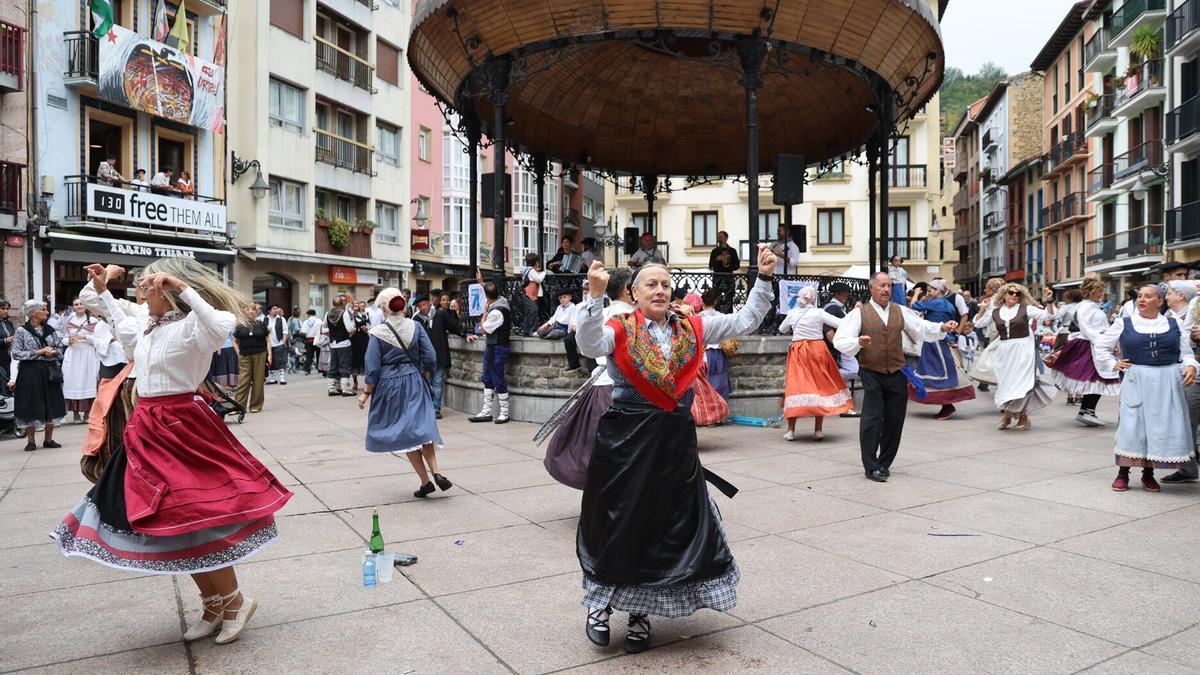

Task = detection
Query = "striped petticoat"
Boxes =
[581,498,739,618]
[51,497,279,575]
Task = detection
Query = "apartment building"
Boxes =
[31,0,229,305]
[226,0,410,314]
[0,6,24,300]
[1166,0,1200,262]
[951,97,987,293]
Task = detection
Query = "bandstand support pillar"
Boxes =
[641,174,657,238]
[535,155,547,266]
[878,88,893,272]
[461,97,482,273]
[737,35,767,259]
[489,57,511,282]
[867,136,879,276]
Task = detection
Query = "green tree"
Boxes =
[939,63,1008,136]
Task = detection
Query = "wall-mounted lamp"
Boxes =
[410,197,429,225]
[231,152,269,199]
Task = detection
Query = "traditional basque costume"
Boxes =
[573,277,773,618]
[1050,299,1121,397]
[972,303,1057,414]
[907,297,976,406]
[699,309,733,401]
[62,313,101,413]
[1093,314,1197,469]
[364,317,443,455]
[51,288,293,574]
[778,305,853,418]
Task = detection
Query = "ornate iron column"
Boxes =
[460,97,482,273]
[641,174,657,237]
[867,135,879,276]
[737,34,767,255]
[877,88,893,271]
[489,57,511,280]
[535,155,547,266]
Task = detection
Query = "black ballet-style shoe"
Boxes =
[413,482,436,498]
[585,606,611,646]
[23,442,36,452]
[433,473,453,491]
[625,613,651,654]
[42,440,62,449]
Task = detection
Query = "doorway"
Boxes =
[88,119,125,178]
[252,273,294,314]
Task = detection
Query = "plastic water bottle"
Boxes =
[362,551,377,588]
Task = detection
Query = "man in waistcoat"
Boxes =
[833,272,959,482]
[466,282,512,424]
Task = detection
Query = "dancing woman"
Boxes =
[52,260,293,645]
[907,280,976,419]
[574,247,776,653]
[1092,284,1197,492]
[1048,278,1120,426]
[778,285,852,440]
[972,283,1057,429]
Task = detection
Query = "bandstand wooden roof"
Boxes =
[409,0,944,175]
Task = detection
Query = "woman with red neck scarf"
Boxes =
[572,246,776,654]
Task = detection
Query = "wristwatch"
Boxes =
[757,272,773,282]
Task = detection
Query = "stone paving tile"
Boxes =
[444,458,560,493]
[6,463,94,489]
[342,493,528,542]
[1002,474,1200,518]
[189,600,508,673]
[759,581,1124,674]
[483,482,583,523]
[784,511,1032,579]
[974,444,1114,474]
[19,642,191,674]
[2,507,69,550]
[0,541,153,597]
[305,473,430,510]
[716,454,865,486]
[0,482,87,514]
[901,455,1070,490]
[806,473,981,511]
[721,485,884,534]
[930,547,1200,647]
[1081,649,1200,674]
[257,512,365,561]
[281,453,413,484]
[905,492,1135,545]
[274,482,329,517]
[1143,625,1200,668]
[0,576,180,671]
[1051,504,1200,581]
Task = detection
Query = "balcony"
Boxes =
[885,164,927,189]
[1112,140,1164,186]
[1088,163,1118,201]
[315,36,374,92]
[953,188,970,213]
[953,223,975,250]
[315,219,373,258]
[0,21,24,93]
[884,237,928,261]
[61,175,227,241]
[1085,27,1118,73]
[982,128,997,152]
[1086,93,1118,137]
[63,31,98,88]
[315,129,375,175]
[1113,59,1166,118]
[1087,224,1164,263]
[953,151,968,181]
[1167,95,1200,153]
[1167,0,1200,55]
[1168,201,1200,247]
[952,262,975,284]
[1046,192,1088,229]
[1045,132,1088,176]
[1111,0,1168,48]
[984,211,1006,233]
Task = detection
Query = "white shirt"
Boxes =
[779,306,841,341]
[265,315,288,347]
[367,306,384,327]
[101,287,235,397]
[151,172,171,187]
[550,302,577,330]
[130,178,149,191]
[951,293,969,318]
[1075,300,1112,341]
[957,333,978,355]
[973,303,1052,333]
[771,240,801,275]
[300,316,322,338]
[521,266,547,297]
[90,320,126,367]
[481,299,512,335]
[327,309,356,349]
[594,299,635,386]
[1168,305,1196,333]
[1092,312,1198,374]
[832,299,949,357]
[1120,299,1136,318]
[629,247,667,267]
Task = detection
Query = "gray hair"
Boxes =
[631,263,670,287]
[21,299,46,318]
[1168,280,1197,302]
[606,267,634,301]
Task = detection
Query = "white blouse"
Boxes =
[101,287,236,397]
[1092,313,1197,374]
[779,306,841,341]
[973,303,1051,334]
[1074,300,1112,341]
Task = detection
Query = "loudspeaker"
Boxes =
[623,227,640,256]
[773,154,806,206]
[481,173,512,219]
[789,224,807,253]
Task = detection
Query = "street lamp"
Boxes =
[231,152,269,199]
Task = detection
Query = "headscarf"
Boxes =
[795,285,818,309]
[369,287,416,349]
[928,279,949,294]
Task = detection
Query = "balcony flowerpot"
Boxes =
[323,218,352,250]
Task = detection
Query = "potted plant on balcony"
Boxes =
[353,218,377,233]
[1130,25,1162,85]
[326,217,352,250]
[315,208,330,227]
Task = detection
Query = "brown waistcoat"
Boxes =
[994,305,1030,341]
[857,304,906,374]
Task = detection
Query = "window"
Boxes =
[269,178,304,230]
[442,196,470,259]
[582,198,596,220]
[377,40,401,86]
[375,202,399,244]
[691,211,718,247]
[1065,51,1071,101]
[442,129,471,191]
[270,0,303,38]
[377,123,400,166]
[418,127,431,162]
[817,209,845,245]
[887,207,911,258]
[632,212,654,235]
[758,209,780,242]
[269,79,304,133]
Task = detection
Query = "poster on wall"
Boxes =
[467,284,485,317]
[98,24,226,132]
[778,280,817,313]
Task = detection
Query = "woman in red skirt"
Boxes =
[51,259,292,645]
[779,286,853,440]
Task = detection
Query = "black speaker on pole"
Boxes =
[623,227,640,256]
[481,173,512,218]
[789,224,807,253]
[773,154,806,206]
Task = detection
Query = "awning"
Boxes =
[1107,266,1155,277]
[1052,278,1085,287]
[1085,255,1162,275]
[48,230,235,264]
[239,246,412,273]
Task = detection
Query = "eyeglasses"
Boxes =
[1006,290,1020,296]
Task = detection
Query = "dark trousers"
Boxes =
[537,327,581,370]
[1079,393,1101,415]
[858,368,908,473]
[328,346,352,379]
[482,344,511,394]
[519,295,540,336]
[304,340,319,373]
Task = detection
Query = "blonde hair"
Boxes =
[137,257,253,326]
[984,277,1005,294]
[1080,278,1105,300]
[990,282,1035,309]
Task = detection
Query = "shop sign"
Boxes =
[86,183,226,233]
[329,266,380,286]
[411,228,431,251]
[109,242,200,259]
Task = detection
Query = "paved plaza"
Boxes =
[3,376,1200,673]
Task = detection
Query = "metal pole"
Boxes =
[489,57,510,281]
[737,36,767,257]
[867,137,879,276]
[535,155,547,267]
[783,205,792,275]
[463,101,481,274]
[641,174,657,237]
[878,98,891,270]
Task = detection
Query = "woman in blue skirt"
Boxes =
[358,288,450,499]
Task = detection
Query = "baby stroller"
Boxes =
[0,388,15,437]
[198,378,247,424]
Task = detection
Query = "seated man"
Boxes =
[536,289,582,372]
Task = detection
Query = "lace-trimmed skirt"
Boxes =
[783,339,853,418]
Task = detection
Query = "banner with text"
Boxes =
[86,183,226,233]
[98,24,226,131]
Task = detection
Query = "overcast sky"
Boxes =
[941,0,1082,76]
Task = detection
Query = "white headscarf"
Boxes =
[796,285,817,309]
[369,287,416,349]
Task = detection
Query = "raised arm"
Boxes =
[576,263,617,358]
